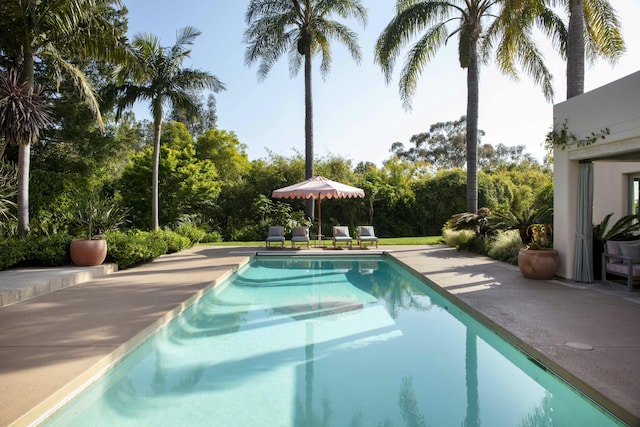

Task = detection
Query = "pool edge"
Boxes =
[11,256,253,427]
[387,253,636,427]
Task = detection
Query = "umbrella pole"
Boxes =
[317,197,322,247]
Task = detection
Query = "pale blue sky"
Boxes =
[122,0,640,166]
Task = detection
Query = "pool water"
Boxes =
[44,256,623,426]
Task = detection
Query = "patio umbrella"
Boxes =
[272,176,365,243]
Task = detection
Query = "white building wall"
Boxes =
[553,71,640,280]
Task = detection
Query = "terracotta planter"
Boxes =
[518,248,559,280]
[70,239,107,266]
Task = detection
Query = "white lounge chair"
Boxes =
[291,226,310,248]
[265,226,285,248]
[357,226,378,248]
[332,226,353,249]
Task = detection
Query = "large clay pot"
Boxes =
[70,239,107,266]
[518,248,559,280]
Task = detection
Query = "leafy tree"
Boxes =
[117,122,221,229]
[244,0,367,218]
[196,129,250,182]
[0,0,127,234]
[170,93,219,136]
[106,26,226,230]
[375,0,554,214]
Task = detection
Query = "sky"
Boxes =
[122,0,640,167]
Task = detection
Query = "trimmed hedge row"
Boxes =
[0,225,213,271]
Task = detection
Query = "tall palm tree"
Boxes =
[376,0,554,214]
[244,0,367,219]
[0,0,126,235]
[106,27,226,230]
[500,0,624,100]
[555,0,624,98]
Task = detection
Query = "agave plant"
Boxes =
[71,197,130,240]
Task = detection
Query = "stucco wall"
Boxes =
[553,71,640,280]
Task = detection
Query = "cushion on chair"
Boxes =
[606,240,640,263]
[619,243,640,263]
[606,262,640,277]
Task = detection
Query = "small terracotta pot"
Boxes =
[518,248,559,280]
[70,239,107,266]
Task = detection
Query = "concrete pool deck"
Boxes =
[0,245,639,426]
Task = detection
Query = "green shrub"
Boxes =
[174,221,206,244]
[0,237,25,270]
[201,231,222,243]
[442,229,475,249]
[105,230,169,270]
[21,233,72,266]
[159,229,192,253]
[487,230,522,265]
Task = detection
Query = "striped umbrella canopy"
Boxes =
[272,176,365,241]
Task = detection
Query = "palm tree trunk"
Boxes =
[304,48,315,220]
[17,143,30,236]
[466,41,479,214]
[17,46,36,236]
[152,111,162,230]
[567,0,585,99]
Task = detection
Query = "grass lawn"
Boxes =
[200,236,443,247]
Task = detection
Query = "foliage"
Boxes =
[196,128,249,182]
[0,69,52,152]
[488,207,552,245]
[105,230,168,270]
[118,122,221,230]
[0,160,17,224]
[442,229,476,251]
[545,119,610,151]
[21,233,72,266]
[105,26,225,229]
[244,0,367,215]
[0,237,25,270]
[201,231,222,243]
[487,230,522,265]
[158,229,192,253]
[524,224,553,249]
[0,233,72,270]
[70,196,130,239]
[593,213,640,242]
[174,221,206,244]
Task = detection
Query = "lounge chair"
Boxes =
[357,226,378,248]
[265,226,285,248]
[291,226,310,248]
[332,226,353,249]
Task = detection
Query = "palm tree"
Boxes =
[0,0,126,235]
[243,0,367,219]
[106,27,226,230]
[375,0,554,214]
[500,0,624,100]
[552,0,624,99]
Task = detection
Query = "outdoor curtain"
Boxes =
[574,161,594,283]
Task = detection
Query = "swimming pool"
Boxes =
[44,255,623,426]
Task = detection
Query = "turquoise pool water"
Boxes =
[44,256,623,426]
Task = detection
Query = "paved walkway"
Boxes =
[0,245,639,426]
